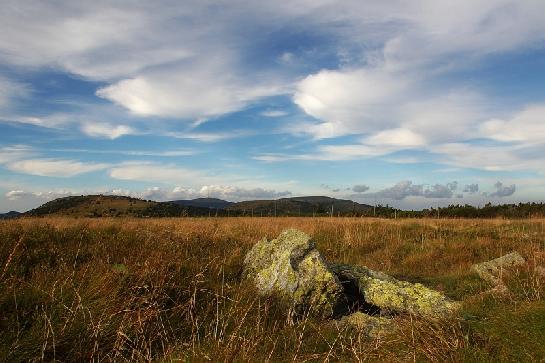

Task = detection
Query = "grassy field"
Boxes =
[1,217,544,362]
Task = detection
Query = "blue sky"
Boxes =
[2,0,545,212]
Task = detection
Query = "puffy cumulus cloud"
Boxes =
[199,185,291,201]
[463,184,479,193]
[352,184,370,193]
[6,158,109,177]
[364,180,460,200]
[81,121,136,139]
[106,185,291,202]
[4,185,292,211]
[368,181,424,200]
[422,182,457,199]
[488,181,516,198]
[293,68,410,138]
[5,189,77,201]
[321,184,341,192]
[107,163,293,200]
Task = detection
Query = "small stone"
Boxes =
[471,252,525,286]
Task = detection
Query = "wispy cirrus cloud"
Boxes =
[6,158,109,177]
[80,121,136,139]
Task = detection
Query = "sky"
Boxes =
[1,0,545,212]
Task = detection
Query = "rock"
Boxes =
[243,229,342,317]
[330,263,460,318]
[471,252,525,286]
[336,312,394,338]
[244,229,460,324]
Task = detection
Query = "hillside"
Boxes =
[21,195,545,219]
[23,195,372,218]
[25,195,155,217]
[0,211,21,219]
[227,196,372,216]
[170,197,234,209]
[24,195,224,218]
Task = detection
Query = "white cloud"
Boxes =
[480,105,545,143]
[2,0,545,177]
[96,65,288,119]
[108,162,212,185]
[0,76,28,108]
[6,158,109,177]
[431,143,545,173]
[352,184,370,193]
[81,121,135,139]
[488,181,516,198]
[364,128,425,147]
[463,184,479,193]
[0,145,34,164]
[5,189,76,201]
[362,180,459,200]
[199,185,291,200]
[166,130,252,142]
[293,68,410,138]
[261,110,289,117]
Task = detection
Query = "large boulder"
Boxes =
[243,229,343,317]
[330,263,460,318]
[244,229,460,326]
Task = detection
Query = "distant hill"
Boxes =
[25,195,154,217]
[227,196,372,216]
[24,195,228,218]
[18,194,545,219]
[23,195,373,218]
[170,198,234,209]
[0,211,21,219]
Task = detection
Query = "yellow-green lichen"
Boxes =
[337,312,394,338]
[244,229,342,317]
[330,263,460,318]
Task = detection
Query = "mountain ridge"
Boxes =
[21,194,372,217]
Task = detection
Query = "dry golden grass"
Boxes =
[1,217,544,362]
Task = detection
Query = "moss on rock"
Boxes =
[330,263,460,318]
[244,229,460,326]
[243,229,342,317]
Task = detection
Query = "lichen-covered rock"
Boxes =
[471,251,525,286]
[243,229,342,317]
[336,312,394,338]
[330,263,460,318]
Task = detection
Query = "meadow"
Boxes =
[1,217,544,362]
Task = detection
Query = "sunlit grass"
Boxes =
[1,217,544,361]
